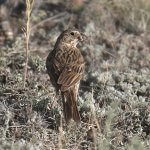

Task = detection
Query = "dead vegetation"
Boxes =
[0,0,150,149]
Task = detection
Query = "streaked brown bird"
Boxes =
[46,29,85,123]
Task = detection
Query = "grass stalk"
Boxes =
[23,0,34,88]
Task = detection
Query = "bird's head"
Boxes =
[57,29,83,47]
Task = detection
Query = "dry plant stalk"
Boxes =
[23,0,34,88]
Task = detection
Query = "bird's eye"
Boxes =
[70,32,74,36]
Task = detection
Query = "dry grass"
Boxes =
[23,0,34,88]
[103,0,150,33]
[0,0,150,149]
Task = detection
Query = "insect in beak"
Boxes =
[78,35,83,41]
[80,32,88,41]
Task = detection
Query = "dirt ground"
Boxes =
[0,0,150,149]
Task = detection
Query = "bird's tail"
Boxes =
[62,89,80,123]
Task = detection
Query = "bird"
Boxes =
[46,29,85,123]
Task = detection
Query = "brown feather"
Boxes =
[46,29,85,123]
[62,87,81,123]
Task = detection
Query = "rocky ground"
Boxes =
[0,0,150,149]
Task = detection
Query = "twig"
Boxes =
[31,12,70,31]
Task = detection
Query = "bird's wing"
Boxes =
[57,63,84,91]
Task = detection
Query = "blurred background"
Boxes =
[0,0,150,149]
